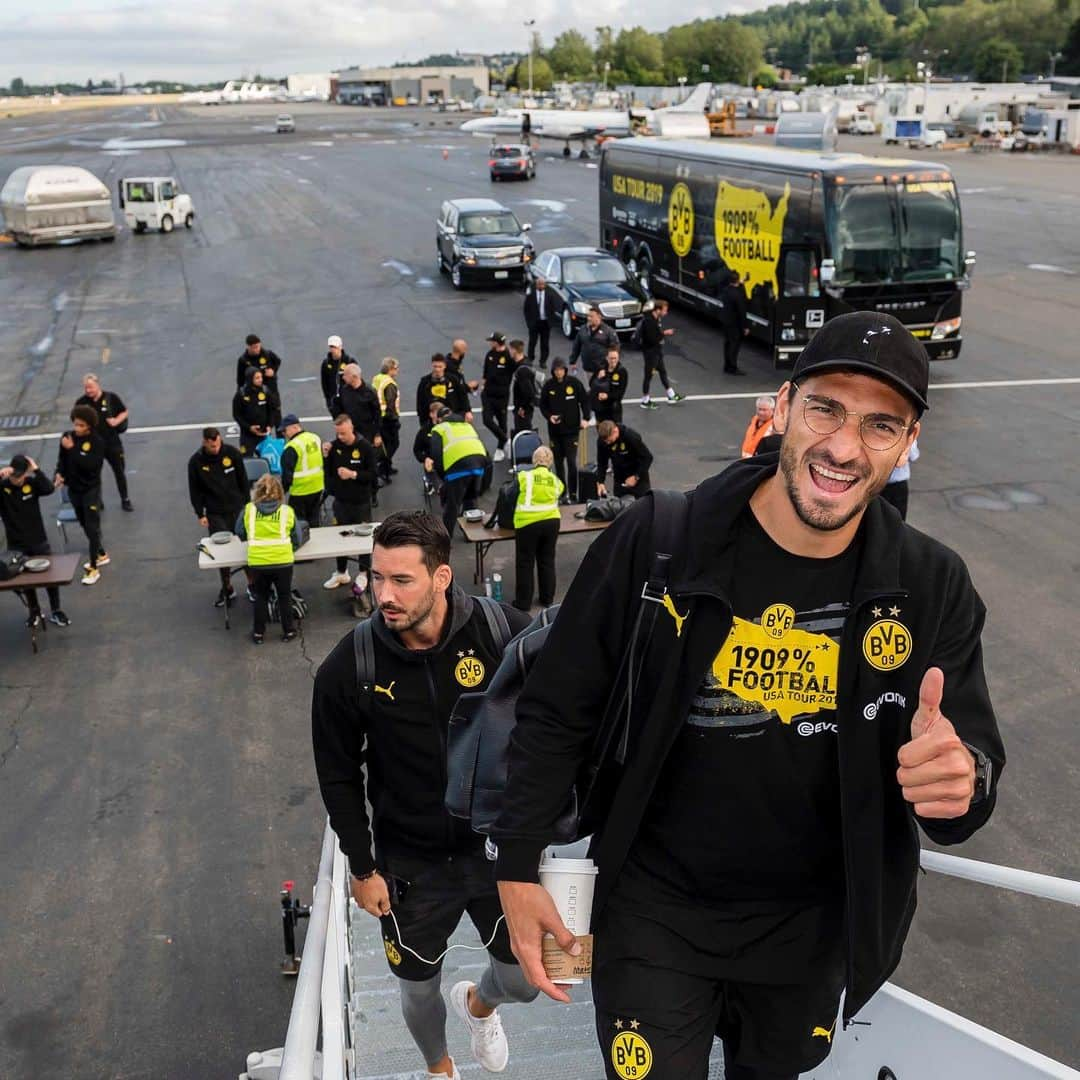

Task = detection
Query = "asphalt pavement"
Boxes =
[0,101,1078,1078]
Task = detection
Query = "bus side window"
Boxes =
[782,249,819,298]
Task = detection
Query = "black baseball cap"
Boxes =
[791,312,929,413]
[487,331,506,344]
[281,413,300,427]
[10,454,29,474]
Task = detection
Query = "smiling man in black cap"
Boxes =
[494,312,1005,1080]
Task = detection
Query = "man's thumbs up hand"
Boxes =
[896,667,976,819]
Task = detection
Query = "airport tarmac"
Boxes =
[0,102,1077,1079]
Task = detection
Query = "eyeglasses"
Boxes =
[793,384,912,452]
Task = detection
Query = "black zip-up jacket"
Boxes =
[75,390,127,445]
[638,311,665,356]
[512,361,538,413]
[312,587,530,876]
[231,385,281,453]
[416,372,470,421]
[589,364,627,417]
[236,348,283,388]
[320,350,355,411]
[332,382,381,443]
[720,280,748,332]
[493,456,1004,1022]
[0,469,54,549]
[482,348,514,400]
[324,436,377,503]
[597,424,652,486]
[540,375,591,433]
[55,431,105,494]
[570,322,618,374]
[187,444,248,517]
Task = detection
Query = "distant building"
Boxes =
[336,65,489,105]
[287,73,335,101]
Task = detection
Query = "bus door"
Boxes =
[772,247,824,367]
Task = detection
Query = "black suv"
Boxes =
[436,198,533,289]
[529,248,653,338]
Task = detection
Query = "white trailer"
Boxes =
[0,165,116,247]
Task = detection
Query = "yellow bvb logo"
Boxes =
[667,182,695,258]
[222,457,232,467]
[455,655,486,688]
[383,938,402,966]
[22,484,32,494]
[760,603,796,640]
[611,1031,653,1078]
[862,619,912,671]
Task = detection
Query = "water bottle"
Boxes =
[484,575,493,598]
[492,573,503,602]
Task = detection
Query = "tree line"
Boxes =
[501,0,1080,90]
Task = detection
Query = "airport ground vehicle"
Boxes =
[0,165,116,247]
[851,115,877,135]
[528,248,653,339]
[276,114,295,133]
[118,176,194,234]
[600,138,973,366]
[489,144,536,181]
[436,198,533,289]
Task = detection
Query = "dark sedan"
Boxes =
[489,144,536,181]
[529,248,653,338]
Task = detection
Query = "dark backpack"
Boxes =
[353,595,514,715]
[444,489,690,845]
[630,318,645,349]
[0,550,27,581]
[486,475,520,531]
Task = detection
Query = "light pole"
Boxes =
[603,61,610,90]
[1049,51,1063,79]
[523,19,535,96]
[677,75,687,103]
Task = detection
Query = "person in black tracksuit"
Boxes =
[720,271,749,375]
[415,355,472,426]
[312,513,538,1077]
[570,308,618,375]
[323,414,378,578]
[492,314,1005,1080]
[0,454,68,626]
[589,347,628,425]
[188,426,249,603]
[596,421,653,498]
[481,334,514,456]
[55,405,107,582]
[75,374,132,510]
[321,337,355,414]
[638,300,682,406]
[236,333,283,390]
[540,358,590,499]
[232,367,281,458]
[510,339,537,436]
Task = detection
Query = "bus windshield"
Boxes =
[828,180,961,285]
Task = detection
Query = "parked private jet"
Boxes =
[460,83,713,156]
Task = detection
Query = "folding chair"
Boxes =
[56,486,78,545]
[244,456,269,488]
[509,429,542,474]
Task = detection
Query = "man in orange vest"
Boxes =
[741,395,776,458]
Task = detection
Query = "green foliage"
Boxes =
[510,56,554,92]
[614,27,666,84]
[1063,15,1080,73]
[972,36,1025,79]
[548,30,595,78]
[756,64,781,87]
[10,77,25,95]
[807,62,860,83]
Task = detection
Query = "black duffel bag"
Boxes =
[0,550,27,581]
[583,494,636,522]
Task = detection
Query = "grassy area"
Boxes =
[0,93,182,119]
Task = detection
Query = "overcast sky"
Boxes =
[1,0,753,86]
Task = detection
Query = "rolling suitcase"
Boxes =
[576,433,599,503]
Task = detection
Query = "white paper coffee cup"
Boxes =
[539,856,598,938]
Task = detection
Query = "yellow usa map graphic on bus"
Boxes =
[714,181,791,298]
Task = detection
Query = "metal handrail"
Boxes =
[279,821,336,1080]
[921,849,1080,906]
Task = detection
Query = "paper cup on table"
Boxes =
[539,855,598,984]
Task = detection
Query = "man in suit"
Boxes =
[720,271,749,375]
[523,276,551,370]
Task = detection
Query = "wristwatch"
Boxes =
[963,742,992,805]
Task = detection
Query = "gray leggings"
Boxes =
[400,957,539,1067]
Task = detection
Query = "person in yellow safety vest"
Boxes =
[428,405,489,541]
[371,358,401,485]
[234,473,306,645]
[280,413,326,526]
[511,445,564,611]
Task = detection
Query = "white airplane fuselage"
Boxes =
[461,108,635,142]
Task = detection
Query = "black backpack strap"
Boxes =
[353,618,376,715]
[474,595,514,652]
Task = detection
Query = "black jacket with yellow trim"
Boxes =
[493,455,1004,1021]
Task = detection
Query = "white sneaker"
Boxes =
[81,568,101,586]
[493,448,506,463]
[426,1063,461,1079]
[323,571,351,590]
[354,571,368,591]
[450,980,508,1072]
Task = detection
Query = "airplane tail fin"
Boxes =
[664,83,713,113]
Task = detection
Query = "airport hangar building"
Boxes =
[336,65,489,105]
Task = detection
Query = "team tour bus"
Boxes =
[599,138,974,367]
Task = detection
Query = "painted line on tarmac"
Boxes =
[2,376,1079,446]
